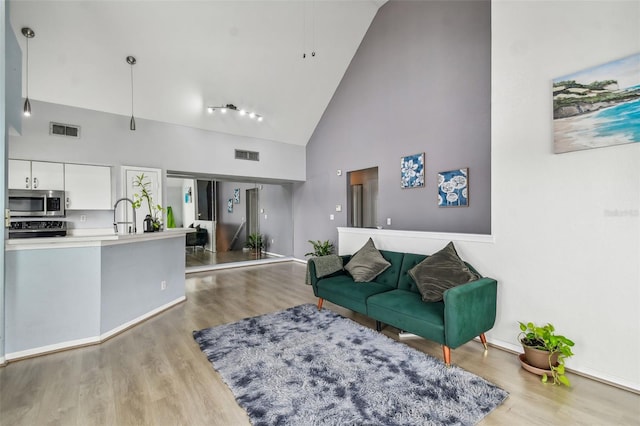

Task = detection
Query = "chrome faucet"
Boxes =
[113,197,137,234]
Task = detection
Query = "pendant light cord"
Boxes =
[130,64,134,117]
[25,37,29,98]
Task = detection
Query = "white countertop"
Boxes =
[6,227,195,250]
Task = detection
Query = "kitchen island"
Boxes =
[5,229,191,360]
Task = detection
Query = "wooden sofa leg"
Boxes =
[317,298,324,310]
[479,333,488,350]
[375,321,382,332]
[443,346,451,367]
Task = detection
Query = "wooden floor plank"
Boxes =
[0,262,637,425]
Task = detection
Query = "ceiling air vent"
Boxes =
[235,149,260,161]
[49,122,81,138]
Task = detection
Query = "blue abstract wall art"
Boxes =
[438,168,468,207]
[401,153,425,188]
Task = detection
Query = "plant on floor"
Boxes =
[132,173,164,230]
[305,240,334,257]
[246,233,264,252]
[518,321,575,386]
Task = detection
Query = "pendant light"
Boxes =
[22,27,35,117]
[126,55,137,131]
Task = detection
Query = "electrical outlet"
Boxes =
[386,218,392,226]
[330,214,335,221]
[80,215,87,222]
[160,280,167,290]
[336,204,342,212]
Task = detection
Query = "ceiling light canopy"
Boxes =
[207,104,263,122]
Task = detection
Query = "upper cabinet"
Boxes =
[8,160,65,190]
[64,164,112,210]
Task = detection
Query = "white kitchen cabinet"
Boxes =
[64,164,112,210]
[8,159,64,190]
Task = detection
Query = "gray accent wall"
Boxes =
[293,0,491,258]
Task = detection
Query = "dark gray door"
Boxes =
[246,187,259,240]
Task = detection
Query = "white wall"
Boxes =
[336,0,640,392]
[493,0,639,390]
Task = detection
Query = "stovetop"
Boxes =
[9,220,67,238]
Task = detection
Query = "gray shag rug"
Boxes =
[193,304,508,426]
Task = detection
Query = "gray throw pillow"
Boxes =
[344,238,391,282]
[409,242,480,302]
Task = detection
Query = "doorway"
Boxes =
[347,167,379,228]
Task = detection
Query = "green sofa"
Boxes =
[308,250,497,365]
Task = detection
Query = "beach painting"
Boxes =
[553,52,640,153]
[438,168,468,207]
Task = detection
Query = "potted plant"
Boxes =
[518,321,575,386]
[245,233,263,253]
[132,173,164,231]
[305,240,334,257]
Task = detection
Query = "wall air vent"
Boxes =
[235,149,260,161]
[49,122,81,138]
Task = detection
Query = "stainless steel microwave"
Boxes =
[8,189,66,217]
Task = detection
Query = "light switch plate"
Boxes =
[336,204,342,212]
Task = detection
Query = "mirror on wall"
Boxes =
[347,167,379,228]
[167,173,294,270]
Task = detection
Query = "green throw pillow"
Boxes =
[409,242,480,302]
[344,238,391,282]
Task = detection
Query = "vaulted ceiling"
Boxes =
[9,0,386,146]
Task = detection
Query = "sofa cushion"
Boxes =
[408,242,480,302]
[344,238,391,282]
[367,289,445,344]
[316,275,392,315]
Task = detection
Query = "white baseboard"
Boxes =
[6,296,186,362]
[485,336,640,393]
[6,336,100,361]
[100,296,186,341]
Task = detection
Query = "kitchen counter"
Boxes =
[6,227,195,250]
[5,227,190,361]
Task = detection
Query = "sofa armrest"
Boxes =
[443,277,497,349]
[308,257,349,296]
[308,260,321,295]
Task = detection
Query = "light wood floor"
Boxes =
[185,248,276,268]
[1,262,638,425]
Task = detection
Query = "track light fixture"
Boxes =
[207,104,263,122]
[126,55,137,131]
[22,27,35,117]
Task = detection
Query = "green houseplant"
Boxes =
[245,233,264,252]
[132,173,164,231]
[305,240,334,257]
[518,321,575,386]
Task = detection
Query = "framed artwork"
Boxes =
[438,168,468,207]
[227,198,233,213]
[553,52,640,153]
[234,188,240,204]
[401,153,425,188]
